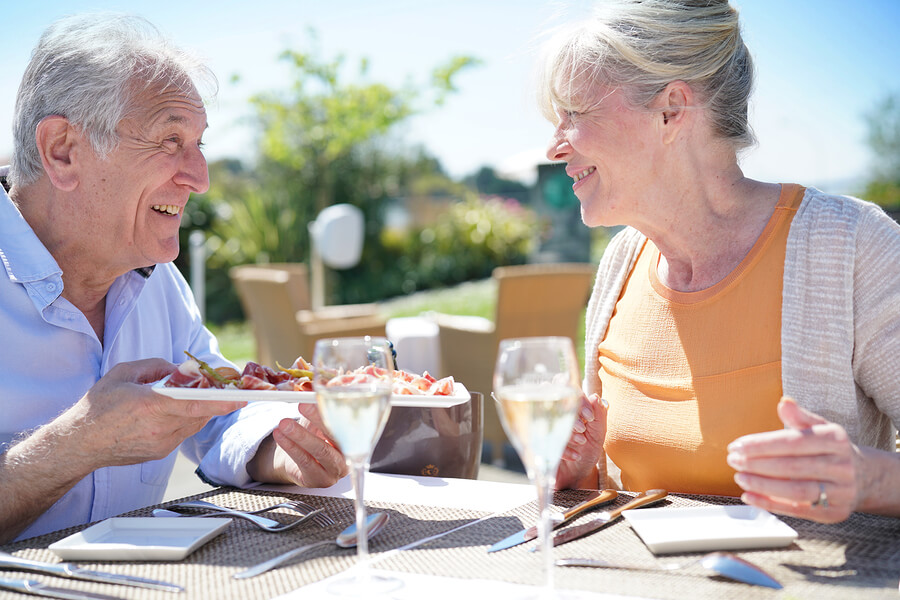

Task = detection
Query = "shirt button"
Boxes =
[45,282,57,292]
[119,299,126,306]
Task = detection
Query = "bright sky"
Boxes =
[2,0,898,193]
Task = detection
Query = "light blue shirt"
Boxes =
[0,185,297,541]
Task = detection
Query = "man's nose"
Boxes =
[175,144,209,193]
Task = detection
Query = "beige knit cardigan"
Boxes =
[583,187,900,485]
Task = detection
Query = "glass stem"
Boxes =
[349,457,369,579]
[536,469,555,593]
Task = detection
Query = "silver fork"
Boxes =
[262,500,335,527]
[153,506,325,533]
[171,499,335,527]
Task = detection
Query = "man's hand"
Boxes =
[248,403,349,489]
[69,359,247,470]
[0,358,245,543]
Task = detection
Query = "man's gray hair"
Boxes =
[9,13,217,187]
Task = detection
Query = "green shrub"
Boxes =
[375,195,540,300]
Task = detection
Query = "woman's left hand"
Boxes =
[726,397,862,523]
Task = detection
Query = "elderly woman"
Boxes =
[546,0,900,523]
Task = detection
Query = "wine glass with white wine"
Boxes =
[312,336,401,596]
[494,337,582,599]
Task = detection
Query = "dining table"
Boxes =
[2,472,898,600]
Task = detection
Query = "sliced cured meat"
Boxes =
[163,354,456,396]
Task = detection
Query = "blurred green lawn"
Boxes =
[208,277,587,371]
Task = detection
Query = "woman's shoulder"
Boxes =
[798,186,894,224]
[790,186,900,265]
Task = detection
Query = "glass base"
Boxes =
[326,572,403,597]
[510,587,583,600]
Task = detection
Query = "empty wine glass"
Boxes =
[494,337,582,598]
[313,336,400,596]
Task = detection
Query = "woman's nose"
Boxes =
[546,133,571,163]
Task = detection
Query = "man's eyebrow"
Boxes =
[154,115,208,132]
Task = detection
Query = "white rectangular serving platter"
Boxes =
[151,376,470,408]
[48,517,231,561]
[622,505,798,554]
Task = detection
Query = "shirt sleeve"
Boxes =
[185,401,300,487]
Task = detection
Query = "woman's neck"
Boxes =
[642,173,782,293]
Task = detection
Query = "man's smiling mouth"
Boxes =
[573,167,596,182]
[151,204,181,216]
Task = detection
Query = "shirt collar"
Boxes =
[0,183,62,285]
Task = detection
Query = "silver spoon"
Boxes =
[233,512,390,579]
[557,551,782,589]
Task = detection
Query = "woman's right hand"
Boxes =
[555,392,607,489]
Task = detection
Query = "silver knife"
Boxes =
[550,489,668,547]
[0,552,183,593]
[0,576,127,600]
[488,489,619,552]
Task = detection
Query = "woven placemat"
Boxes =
[2,488,492,600]
[3,489,899,600]
[376,491,900,600]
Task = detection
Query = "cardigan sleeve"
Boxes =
[850,203,900,448]
[782,188,900,450]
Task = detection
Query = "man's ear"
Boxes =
[35,115,81,192]
[658,81,692,144]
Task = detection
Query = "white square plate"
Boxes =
[48,517,231,561]
[151,377,470,408]
[622,505,798,554]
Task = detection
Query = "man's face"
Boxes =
[77,80,209,273]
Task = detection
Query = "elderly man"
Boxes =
[0,14,346,543]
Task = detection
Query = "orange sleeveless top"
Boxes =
[599,184,804,496]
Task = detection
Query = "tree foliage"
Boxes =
[192,40,501,321]
[863,92,900,209]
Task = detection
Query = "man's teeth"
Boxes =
[574,167,596,182]
[152,205,180,215]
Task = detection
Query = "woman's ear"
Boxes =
[35,115,81,191]
[658,81,692,143]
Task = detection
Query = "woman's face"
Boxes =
[545,84,661,228]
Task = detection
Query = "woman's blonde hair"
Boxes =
[538,0,755,150]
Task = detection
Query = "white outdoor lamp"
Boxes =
[308,204,365,309]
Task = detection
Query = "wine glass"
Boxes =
[312,336,401,596]
[494,337,582,598]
